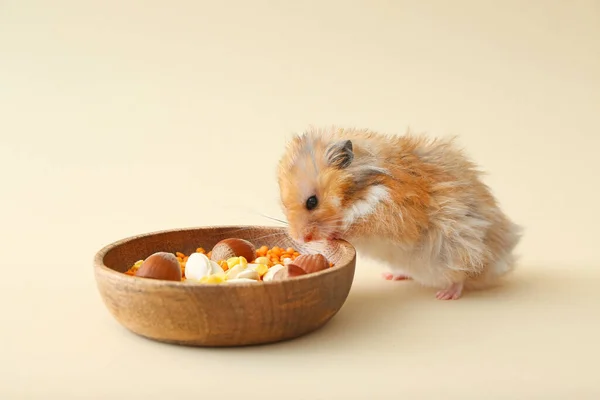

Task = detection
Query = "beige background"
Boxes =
[1,0,599,398]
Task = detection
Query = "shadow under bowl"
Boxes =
[93,225,356,347]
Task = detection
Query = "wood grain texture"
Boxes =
[93,226,356,347]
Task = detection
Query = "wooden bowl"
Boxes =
[93,226,356,347]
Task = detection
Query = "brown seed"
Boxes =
[287,264,308,277]
[210,238,256,263]
[135,252,182,282]
[289,253,329,274]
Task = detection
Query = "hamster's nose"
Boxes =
[303,233,314,243]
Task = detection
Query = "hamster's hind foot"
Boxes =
[381,272,411,281]
[435,282,464,300]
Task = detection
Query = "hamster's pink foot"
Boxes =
[382,272,411,281]
[435,282,464,300]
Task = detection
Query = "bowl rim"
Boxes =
[93,224,356,289]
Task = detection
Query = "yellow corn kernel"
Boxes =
[226,257,240,269]
[254,256,270,266]
[250,263,269,277]
[237,256,248,268]
[200,274,225,284]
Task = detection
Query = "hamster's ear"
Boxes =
[325,140,353,169]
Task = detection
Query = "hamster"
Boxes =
[276,126,522,300]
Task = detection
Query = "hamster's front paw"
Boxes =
[381,272,411,281]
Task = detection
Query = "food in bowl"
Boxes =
[125,237,334,284]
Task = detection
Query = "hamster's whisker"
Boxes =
[216,226,257,235]
[249,231,290,242]
[247,208,289,225]
[233,205,289,226]
[258,214,289,225]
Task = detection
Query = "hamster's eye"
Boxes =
[305,195,318,211]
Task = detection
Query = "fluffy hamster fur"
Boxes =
[276,126,522,300]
